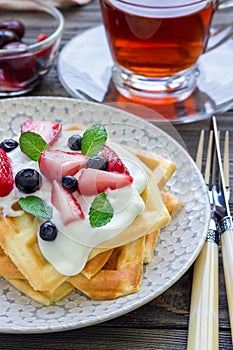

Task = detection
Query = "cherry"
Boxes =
[0,20,52,91]
[0,29,19,48]
[3,53,36,82]
[1,41,36,82]
[0,68,18,90]
[3,41,28,50]
[0,19,25,39]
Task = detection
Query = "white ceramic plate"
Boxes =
[58,25,233,124]
[0,97,209,333]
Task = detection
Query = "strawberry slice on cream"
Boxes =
[51,180,84,225]
[77,168,133,196]
[39,149,88,182]
[21,120,62,146]
[101,145,130,174]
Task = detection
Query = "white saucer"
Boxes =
[58,25,233,123]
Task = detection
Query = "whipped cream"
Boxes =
[2,130,148,276]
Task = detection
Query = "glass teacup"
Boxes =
[100,0,233,104]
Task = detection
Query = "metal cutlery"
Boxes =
[212,117,233,343]
[188,116,231,349]
[187,127,220,350]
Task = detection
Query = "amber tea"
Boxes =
[100,0,214,77]
[99,0,227,103]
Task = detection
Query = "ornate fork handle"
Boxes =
[206,228,219,245]
[187,130,219,350]
[219,216,233,233]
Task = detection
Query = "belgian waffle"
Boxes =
[0,124,182,305]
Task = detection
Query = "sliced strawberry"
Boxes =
[21,120,62,146]
[39,149,88,182]
[51,180,84,225]
[101,145,130,175]
[77,168,133,196]
[0,149,14,196]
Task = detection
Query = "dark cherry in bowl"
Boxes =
[0,0,64,96]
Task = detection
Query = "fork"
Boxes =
[187,129,221,350]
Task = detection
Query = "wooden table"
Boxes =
[1,1,233,349]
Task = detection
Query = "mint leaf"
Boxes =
[18,196,52,219]
[19,131,49,161]
[89,192,114,228]
[81,124,107,157]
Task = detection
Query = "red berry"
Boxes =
[101,145,130,174]
[3,41,28,50]
[39,149,88,182]
[36,33,51,59]
[2,47,36,82]
[0,20,25,39]
[37,33,49,42]
[51,180,84,225]
[0,29,19,48]
[77,168,133,196]
[0,149,14,196]
[21,120,62,146]
[0,68,18,90]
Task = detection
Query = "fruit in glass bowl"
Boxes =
[0,0,64,96]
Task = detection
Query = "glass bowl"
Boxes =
[0,0,64,96]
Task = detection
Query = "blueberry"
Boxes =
[68,134,82,150]
[86,155,108,170]
[0,138,18,152]
[15,168,42,194]
[39,221,57,241]
[61,175,78,192]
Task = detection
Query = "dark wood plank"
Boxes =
[0,328,232,350]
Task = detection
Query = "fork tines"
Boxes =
[197,129,229,196]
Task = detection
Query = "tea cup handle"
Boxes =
[205,0,233,52]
